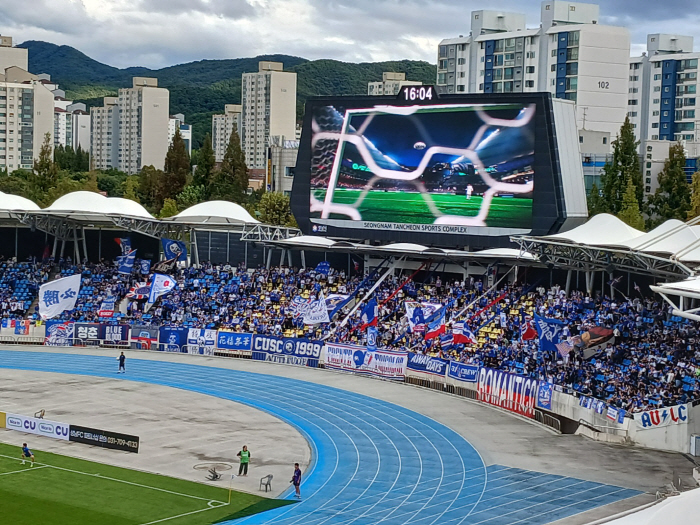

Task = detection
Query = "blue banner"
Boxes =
[534,314,566,353]
[187,328,216,356]
[536,382,553,411]
[447,361,479,382]
[139,260,151,275]
[251,335,322,367]
[44,320,74,346]
[367,326,378,352]
[407,352,449,376]
[75,322,101,345]
[100,324,130,345]
[162,238,187,262]
[216,331,253,351]
[158,326,188,352]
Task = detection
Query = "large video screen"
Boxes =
[292,92,572,247]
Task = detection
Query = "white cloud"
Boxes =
[0,0,698,69]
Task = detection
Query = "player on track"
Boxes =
[118,352,126,373]
[21,443,35,466]
[290,462,302,499]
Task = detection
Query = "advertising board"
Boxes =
[251,335,322,367]
[69,424,140,453]
[477,368,538,418]
[447,361,480,383]
[5,413,70,441]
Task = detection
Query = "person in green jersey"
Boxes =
[237,445,250,476]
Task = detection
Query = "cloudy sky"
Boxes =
[1,0,699,69]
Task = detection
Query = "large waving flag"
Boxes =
[115,237,131,255]
[148,274,176,303]
[425,307,446,340]
[118,249,137,275]
[360,298,378,329]
[520,314,538,341]
[303,293,330,325]
[39,274,81,320]
[452,321,476,344]
[162,238,188,263]
[534,314,566,353]
[405,301,426,332]
[127,282,151,300]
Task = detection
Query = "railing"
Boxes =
[535,409,562,432]
[578,418,626,436]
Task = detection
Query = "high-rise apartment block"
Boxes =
[0,36,28,72]
[212,104,242,163]
[241,62,297,182]
[269,136,299,195]
[437,1,630,137]
[168,113,192,157]
[0,66,54,173]
[90,77,169,174]
[368,72,422,96]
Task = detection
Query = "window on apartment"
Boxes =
[653,111,660,116]
[629,88,638,93]
[458,58,466,65]
[526,52,535,59]
[569,5,575,10]
[579,136,584,144]
[652,123,659,128]
[474,14,479,19]
[628,100,638,105]
[653,98,660,104]
[628,111,638,117]
[525,66,535,74]
[525,80,535,88]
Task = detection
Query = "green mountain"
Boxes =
[19,41,437,149]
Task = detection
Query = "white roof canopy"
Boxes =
[545,214,645,246]
[44,191,155,220]
[164,201,259,225]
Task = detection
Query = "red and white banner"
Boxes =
[634,404,689,430]
[324,343,408,380]
[477,368,538,418]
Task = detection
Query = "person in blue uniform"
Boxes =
[21,443,34,466]
[290,463,302,499]
[118,352,126,373]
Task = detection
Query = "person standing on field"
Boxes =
[118,352,126,373]
[237,445,250,476]
[291,462,302,499]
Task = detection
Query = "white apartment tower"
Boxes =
[212,104,242,163]
[0,66,54,173]
[0,36,28,72]
[437,1,630,137]
[368,72,422,96]
[241,62,297,180]
[90,97,119,170]
[168,113,192,157]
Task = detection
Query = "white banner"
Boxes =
[5,413,70,441]
[323,343,408,380]
[405,301,425,332]
[39,274,81,320]
[634,404,689,430]
[148,274,176,303]
[303,293,330,325]
[187,328,216,355]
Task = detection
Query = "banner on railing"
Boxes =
[187,329,216,356]
[447,361,479,383]
[14,320,30,336]
[407,353,449,377]
[251,335,322,367]
[634,403,688,430]
[536,382,553,411]
[44,320,74,347]
[158,326,188,352]
[75,323,101,345]
[324,343,408,380]
[69,424,139,453]
[100,324,129,345]
[216,331,253,351]
[477,368,538,418]
[5,413,70,441]
[130,325,159,350]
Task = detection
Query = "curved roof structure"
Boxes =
[0,191,40,213]
[165,200,259,225]
[546,214,645,246]
[45,191,154,219]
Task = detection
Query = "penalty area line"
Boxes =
[138,501,228,525]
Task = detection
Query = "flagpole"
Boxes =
[452,266,515,321]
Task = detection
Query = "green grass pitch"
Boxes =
[312,189,533,228]
[0,442,293,525]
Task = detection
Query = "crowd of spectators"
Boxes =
[1,256,698,412]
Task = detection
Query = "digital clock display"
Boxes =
[398,85,438,102]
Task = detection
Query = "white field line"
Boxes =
[0,452,227,504]
[138,501,228,525]
[0,465,48,476]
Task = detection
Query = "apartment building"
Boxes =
[54,94,90,152]
[0,36,28,72]
[241,62,297,182]
[212,104,242,163]
[0,66,54,173]
[368,72,422,96]
[91,77,169,174]
[268,136,298,195]
[437,1,630,137]
[168,113,192,156]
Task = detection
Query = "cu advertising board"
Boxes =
[477,368,539,418]
[5,413,70,441]
[407,352,449,377]
[252,335,322,367]
[324,343,408,380]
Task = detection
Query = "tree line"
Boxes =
[0,128,296,226]
[587,116,700,230]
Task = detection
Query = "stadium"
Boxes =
[2,91,700,525]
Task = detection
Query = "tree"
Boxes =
[159,198,179,218]
[176,185,206,211]
[257,192,296,226]
[138,165,166,211]
[688,171,700,220]
[587,182,609,216]
[162,129,189,201]
[122,175,141,203]
[209,127,248,203]
[192,133,215,188]
[617,176,645,230]
[646,142,692,228]
[600,117,642,214]
[33,133,59,194]
[73,145,90,172]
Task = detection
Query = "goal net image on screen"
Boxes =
[310,103,535,232]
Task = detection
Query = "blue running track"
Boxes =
[0,351,641,524]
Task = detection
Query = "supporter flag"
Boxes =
[606,406,619,422]
[162,238,188,263]
[139,259,151,275]
[360,298,378,329]
[303,293,330,325]
[367,325,378,351]
[452,321,476,345]
[534,314,566,354]
[98,296,116,317]
[555,339,574,358]
[127,283,151,300]
[425,307,446,340]
[439,332,453,351]
[14,320,30,335]
[148,274,176,303]
[288,295,310,318]
[118,250,137,275]
[606,275,623,287]
[115,237,131,255]
[152,257,177,274]
[353,261,360,272]
[315,261,331,276]
[39,274,81,320]
[405,301,426,332]
[520,314,538,341]
[634,282,641,293]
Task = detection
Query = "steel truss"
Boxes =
[513,236,696,279]
[650,283,700,322]
[240,224,302,242]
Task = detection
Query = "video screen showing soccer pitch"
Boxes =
[308,103,535,235]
